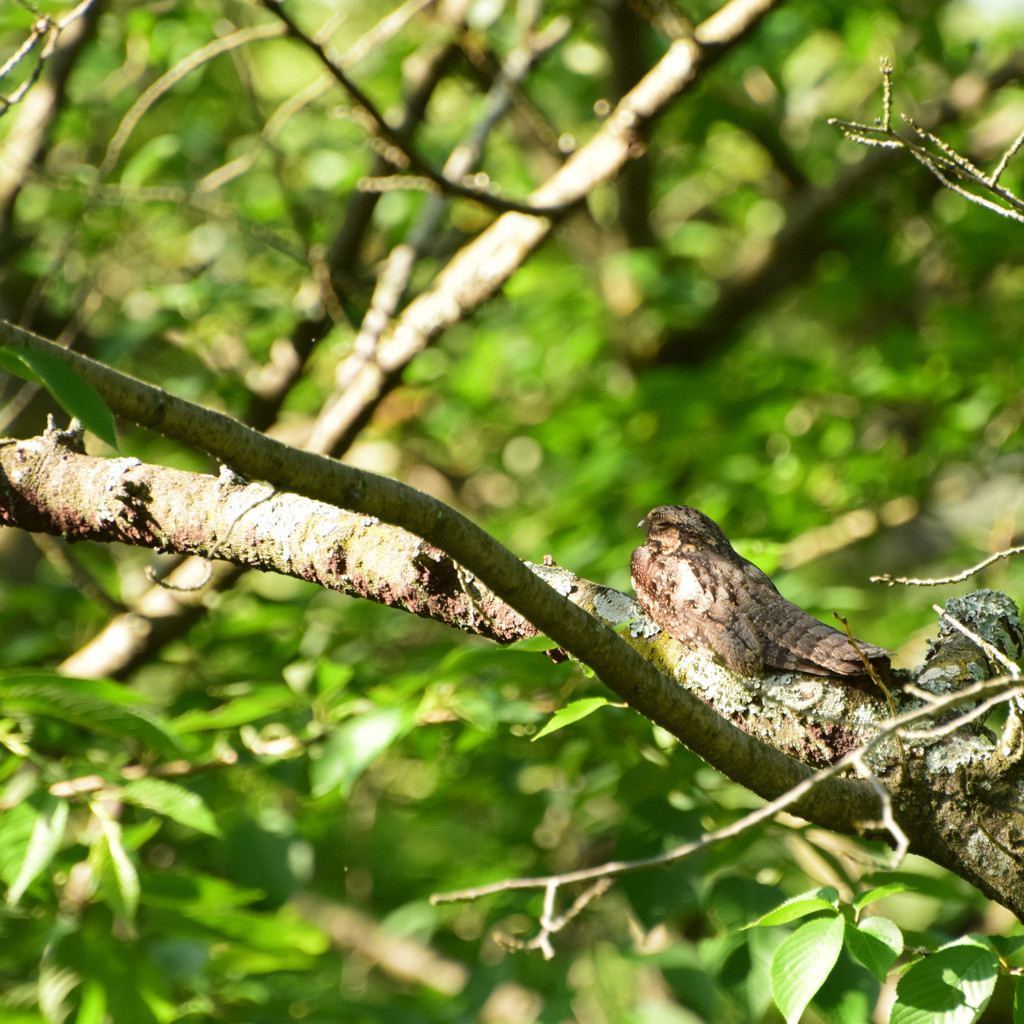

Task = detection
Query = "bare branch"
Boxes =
[0,0,99,117]
[98,22,288,179]
[494,879,613,960]
[992,126,1024,185]
[830,58,1024,224]
[872,544,1024,587]
[433,671,1024,911]
[198,0,438,194]
[308,13,571,454]
[260,0,566,217]
[900,677,1017,741]
[879,55,893,131]
[851,752,908,866]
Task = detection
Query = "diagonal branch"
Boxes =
[0,356,876,839]
[260,0,567,217]
[433,669,1024,951]
[308,12,571,454]
[301,0,784,454]
[873,544,1024,587]
[5,402,1024,917]
[830,57,1024,225]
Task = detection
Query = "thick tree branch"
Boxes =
[308,0,783,455]
[0,425,896,772]
[5,415,1024,915]
[60,32,467,681]
[0,395,874,838]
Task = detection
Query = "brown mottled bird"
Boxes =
[631,505,890,677]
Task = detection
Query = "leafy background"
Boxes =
[2,0,1024,1021]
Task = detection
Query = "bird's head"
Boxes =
[637,505,734,554]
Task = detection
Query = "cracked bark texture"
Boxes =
[0,426,537,648]
[4,425,1024,917]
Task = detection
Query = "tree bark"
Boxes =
[4,422,1024,918]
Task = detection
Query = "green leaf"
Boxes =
[117,778,221,837]
[892,935,999,1024]
[853,881,915,910]
[0,673,179,757]
[532,697,613,740]
[745,886,841,927]
[503,634,560,652]
[92,800,140,924]
[1014,976,1024,1024]
[846,916,903,982]
[189,905,328,956]
[76,979,107,1024]
[771,913,844,1024]
[0,801,41,889]
[990,934,1024,961]
[170,689,303,733]
[0,345,117,448]
[55,926,159,1024]
[310,707,407,798]
[6,795,69,904]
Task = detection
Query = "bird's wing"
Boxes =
[745,595,890,676]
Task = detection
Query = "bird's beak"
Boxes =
[636,517,646,529]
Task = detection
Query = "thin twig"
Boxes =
[432,672,1024,906]
[851,752,908,865]
[830,57,1024,224]
[903,116,988,182]
[492,878,613,959]
[835,613,904,766]
[933,604,1021,678]
[872,545,1024,587]
[901,681,1017,741]
[992,127,1024,185]
[260,0,567,217]
[0,0,99,116]
[196,2,435,194]
[99,22,288,178]
[879,56,893,131]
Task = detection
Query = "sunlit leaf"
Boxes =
[846,916,903,982]
[892,935,998,1024]
[745,887,840,927]
[92,800,140,924]
[75,979,107,1024]
[310,708,408,798]
[6,796,69,904]
[117,778,221,837]
[771,913,844,1024]
[532,697,613,740]
[853,881,915,909]
[502,634,560,652]
[0,345,117,448]
[0,673,179,757]
[170,690,303,733]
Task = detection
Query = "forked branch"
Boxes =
[830,58,1024,225]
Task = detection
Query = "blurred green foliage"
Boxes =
[2,0,1024,1021]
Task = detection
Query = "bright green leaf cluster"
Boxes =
[747,884,1024,1024]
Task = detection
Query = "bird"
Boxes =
[630,505,891,677]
